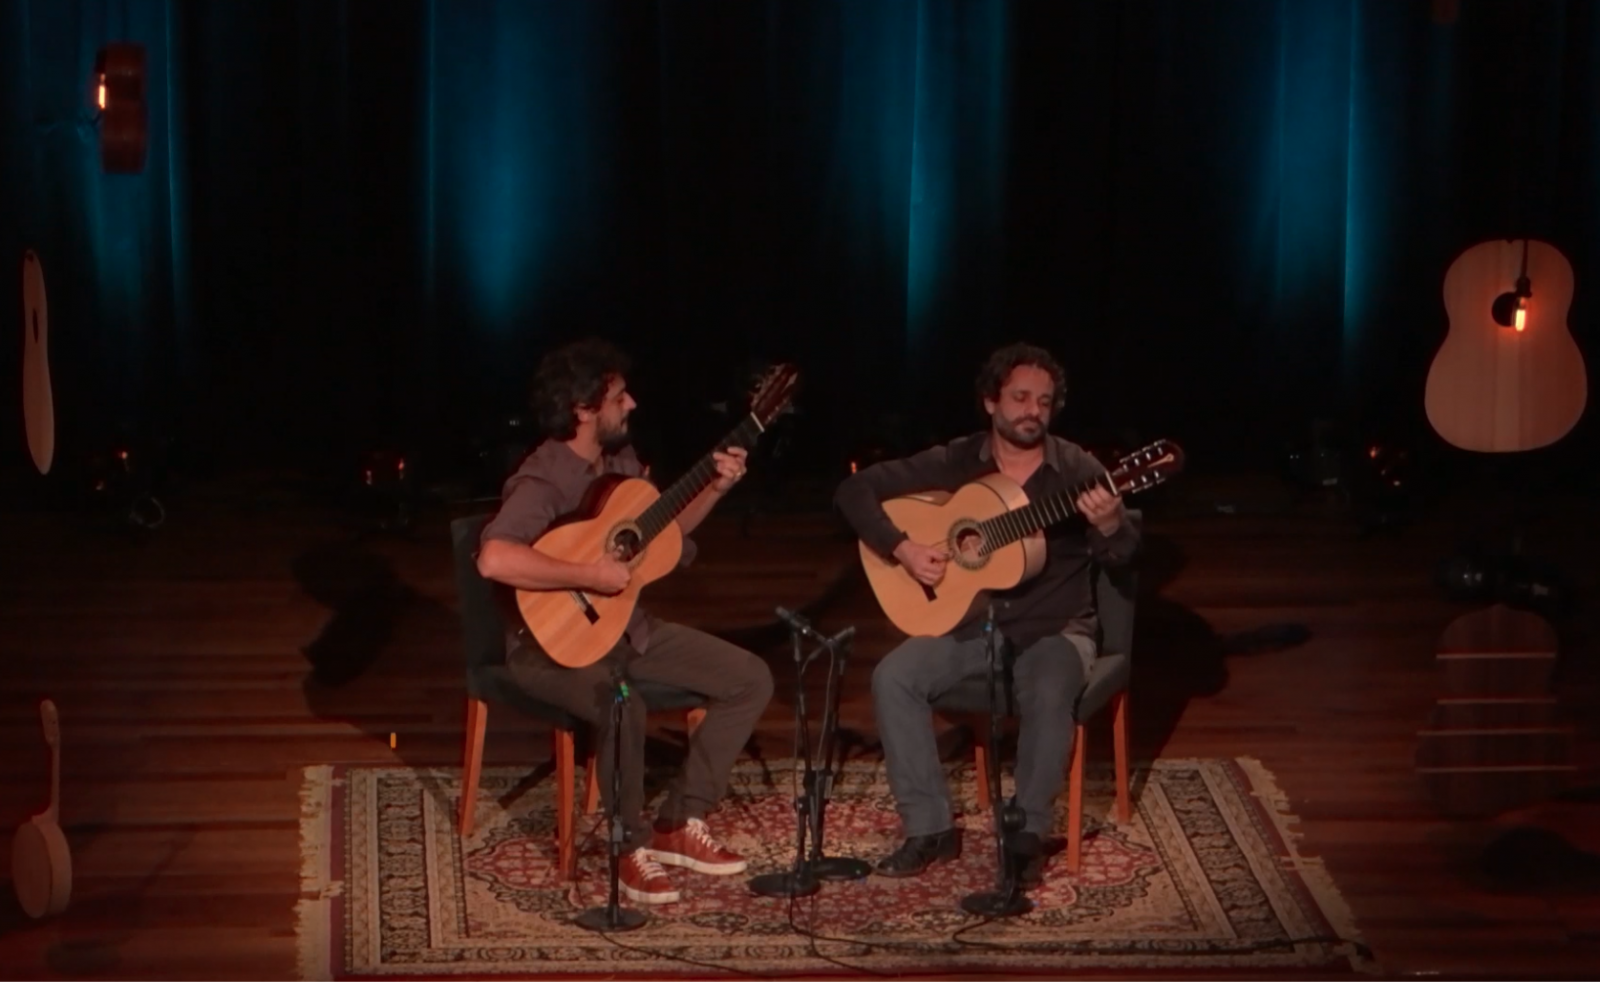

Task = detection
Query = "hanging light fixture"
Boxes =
[92,43,148,174]
[1490,238,1533,333]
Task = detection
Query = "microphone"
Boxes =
[776,606,826,644]
[608,662,631,700]
[826,625,856,649]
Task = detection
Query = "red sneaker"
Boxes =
[619,849,680,905]
[647,818,748,876]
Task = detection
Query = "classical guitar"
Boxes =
[516,365,801,669]
[860,440,1184,638]
[1425,238,1587,453]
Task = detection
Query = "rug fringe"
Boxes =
[296,764,337,982]
[1235,757,1378,975]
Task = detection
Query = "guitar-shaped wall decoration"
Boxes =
[516,364,801,668]
[1425,238,1587,453]
[860,440,1184,638]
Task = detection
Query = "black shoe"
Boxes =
[874,829,962,878]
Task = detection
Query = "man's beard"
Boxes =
[598,419,632,453]
[993,412,1046,449]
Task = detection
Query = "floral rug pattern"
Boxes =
[297,756,1371,977]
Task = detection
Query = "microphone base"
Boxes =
[748,869,822,899]
[810,856,871,882]
[574,904,648,932]
[960,888,1033,919]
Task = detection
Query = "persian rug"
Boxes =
[297,756,1372,978]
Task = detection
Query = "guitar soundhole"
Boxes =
[609,527,643,563]
[954,528,983,561]
[948,521,988,571]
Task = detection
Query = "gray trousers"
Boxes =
[508,622,774,847]
[872,631,1093,837]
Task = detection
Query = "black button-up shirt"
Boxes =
[835,432,1140,647]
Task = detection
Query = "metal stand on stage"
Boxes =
[575,667,648,932]
[960,605,1032,918]
[748,606,871,898]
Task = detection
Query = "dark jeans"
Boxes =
[872,632,1092,838]
[508,622,774,848]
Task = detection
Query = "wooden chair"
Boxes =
[931,510,1140,874]
[450,514,706,879]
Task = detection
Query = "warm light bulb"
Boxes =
[96,77,106,110]
[1515,298,1527,332]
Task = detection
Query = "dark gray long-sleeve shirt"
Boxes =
[835,432,1139,647]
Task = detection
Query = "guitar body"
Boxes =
[515,475,684,669]
[1426,239,1587,452]
[22,250,55,476]
[859,473,1045,638]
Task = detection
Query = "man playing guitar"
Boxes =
[477,338,774,905]
[835,342,1141,885]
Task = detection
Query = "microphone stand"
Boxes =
[575,667,647,932]
[807,623,870,882]
[749,610,869,897]
[960,604,1032,918]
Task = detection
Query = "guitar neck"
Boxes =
[636,414,765,544]
[980,471,1117,552]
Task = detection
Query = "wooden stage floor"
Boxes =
[1,469,1597,979]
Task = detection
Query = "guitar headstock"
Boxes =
[1108,439,1185,495]
[748,363,801,428]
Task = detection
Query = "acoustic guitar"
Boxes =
[22,250,54,476]
[12,699,71,919]
[859,440,1184,638]
[1425,238,1587,453]
[516,365,801,669]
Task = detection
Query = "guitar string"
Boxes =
[922,471,1119,558]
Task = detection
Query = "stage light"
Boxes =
[355,450,416,532]
[81,442,166,530]
[1350,439,1419,532]
[1436,550,1574,619]
[92,43,148,174]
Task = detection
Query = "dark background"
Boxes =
[2,0,1597,503]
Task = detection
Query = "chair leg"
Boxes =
[973,737,991,808]
[555,727,578,880]
[1112,692,1131,823]
[582,749,600,815]
[1066,722,1086,874]
[459,698,488,837]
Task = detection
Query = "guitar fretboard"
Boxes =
[636,415,765,545]
[977,471,1117,553]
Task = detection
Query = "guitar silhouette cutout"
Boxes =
[1425,238,1587,453]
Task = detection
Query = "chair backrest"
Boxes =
[1092,508,1141,659]
[450,514,509,679]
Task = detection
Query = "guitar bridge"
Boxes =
[568,590,601,625]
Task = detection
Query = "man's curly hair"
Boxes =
[975,342,1067,419]
[531,338,631,440]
